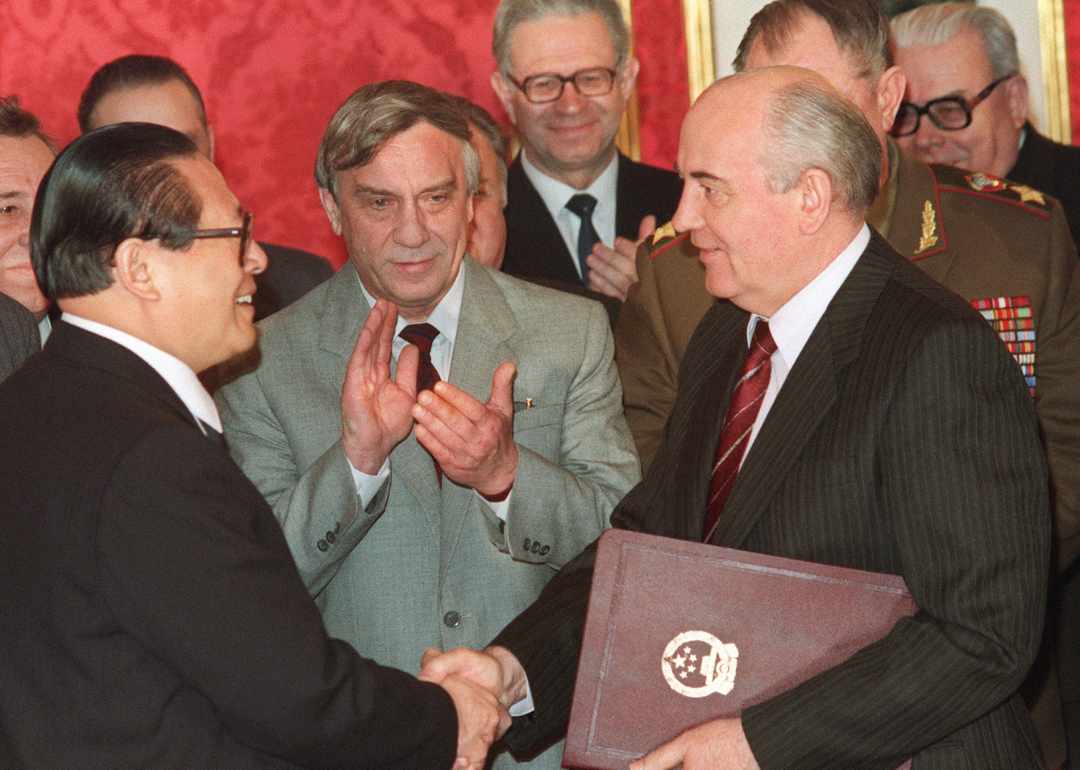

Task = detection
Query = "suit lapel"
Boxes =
[709,233,896,547]
[504,158,585,285]
[315,265,443,524]
[439,259,520,564]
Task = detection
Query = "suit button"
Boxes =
[539,545,550,556]
[326,531,336,544]
[523,537,531,551]
[317,539,329,552]
[443,611,461,628]
[531,542,541,554]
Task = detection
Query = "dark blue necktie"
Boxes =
[566,193,600,286]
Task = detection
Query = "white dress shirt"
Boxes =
[61,313,221,434]
[742,224,870,463]
[521,151,619,279]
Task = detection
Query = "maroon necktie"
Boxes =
[399,323,442,482]
[702,321,777,541]
[399,323,441,393]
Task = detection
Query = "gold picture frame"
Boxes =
[676,0,1071,143]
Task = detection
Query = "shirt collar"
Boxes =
[520,150,619,223]
[61,313,221,433]
[750,224,870,380]
[356,259,465,346]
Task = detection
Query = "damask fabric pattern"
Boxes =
[0,0,688,269]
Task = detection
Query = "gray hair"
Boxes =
[445,94,509,204]
[757,75,881,214]
[315,80,480,202]
[891,2,1020,81]
[492,0,630,78]
[734,0,893,82]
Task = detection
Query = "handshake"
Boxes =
[419,646,530,770]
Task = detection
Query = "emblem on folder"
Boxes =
[661,631,738,698]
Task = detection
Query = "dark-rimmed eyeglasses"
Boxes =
[509,67,619,104]
[892,75,1016,137]
[188,210,254,265]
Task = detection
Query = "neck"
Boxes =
[523,144,616,191]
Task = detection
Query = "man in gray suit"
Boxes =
[216,80,640,770]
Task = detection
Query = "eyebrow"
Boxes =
[351,178,458,199]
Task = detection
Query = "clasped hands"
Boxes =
[585,214,656,301]
[421,644,761,770]
[341,298,517,496]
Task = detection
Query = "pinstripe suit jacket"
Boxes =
[0,291,38,382]
[495,230,1050,769]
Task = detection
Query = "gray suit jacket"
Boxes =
[217,257,640,768]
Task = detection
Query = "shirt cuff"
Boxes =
[350,457,390,510]
[477,487,513,521]
[509,674,535,717]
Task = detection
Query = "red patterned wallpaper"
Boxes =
[0,0,688,268]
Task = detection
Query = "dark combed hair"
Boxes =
[32,123,202,300]
[77,54,208,134]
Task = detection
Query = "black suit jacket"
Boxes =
[1009,123,1080,250]
[0,322,456,769]
[0,291,38,382]
[501,151,682,286]
[495,231,1049,769]
[254,242,334,321]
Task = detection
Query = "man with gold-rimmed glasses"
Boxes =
[491,0,682,302]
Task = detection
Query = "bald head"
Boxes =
[672,66,880,315]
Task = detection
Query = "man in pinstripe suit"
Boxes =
[423,67,1050,770]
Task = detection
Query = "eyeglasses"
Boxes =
[509,67,619,104]
[892,75,1015,137]
[188,210,254,265]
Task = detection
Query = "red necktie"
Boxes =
[703,321,777,541]
[399,323,441,393]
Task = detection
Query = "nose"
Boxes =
[553,80,588,114]
[670,182,702,234]
[910,114,945,153]
[393,200,429,249]
[244,240,268,275]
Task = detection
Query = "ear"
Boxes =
[1004,75,1029,129]
[797,168,833,235]
[875,65,907,135]
[112,237,161,302]
[618,56,641,99]
[491,71,517,127]
[318,187,343,236]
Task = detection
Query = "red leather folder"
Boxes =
[564,529,917,770]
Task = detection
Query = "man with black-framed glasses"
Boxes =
[491,0,681,302]
[892,2,1080,248]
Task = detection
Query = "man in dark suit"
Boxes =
[491,0,682,301]
[78,54,334,321]
[423,66,1050,769]
[0,123,507,769]
[892,2,1080,249]
[0,289,37,381]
